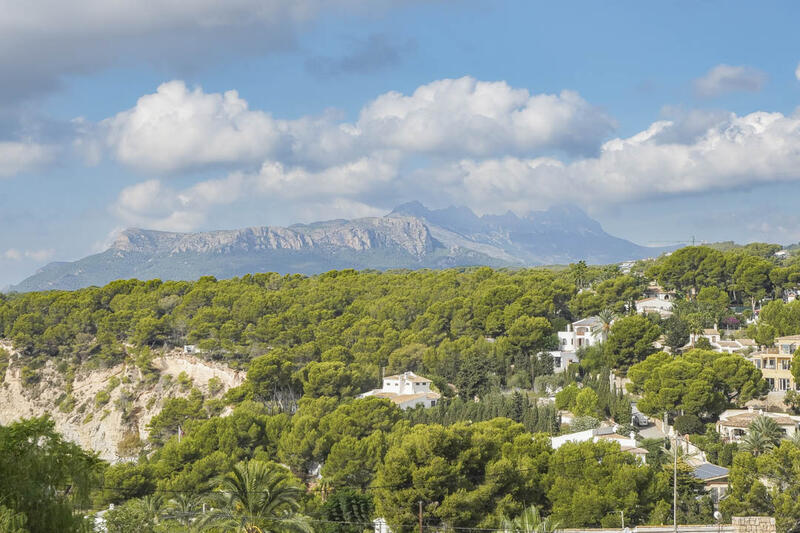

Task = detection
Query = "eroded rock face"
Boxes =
[112,216,436,258]
[13,202,672,292]
[0,341,244,462]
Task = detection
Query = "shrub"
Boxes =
[207,376,223,396]
[177,371,193,391]
[94,390,110,408]
[570,415,600,431]
[674,414,704,435]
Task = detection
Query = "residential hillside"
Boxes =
[3,250,800,532]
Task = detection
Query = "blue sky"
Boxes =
[2,0,800,287]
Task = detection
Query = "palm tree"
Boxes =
[501,505,559,533]
[592,309,616,342]
[200,460,312,533]
[164,492,204,531]
[740,415,784,456]
[135,493,164,525]
[790,430,800,448]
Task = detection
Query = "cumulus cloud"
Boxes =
[0,141,54,177]
[426,110,800,213]
[0,0,430,104]
[357,77,616,157]
[99,81,289,172]
[113,155,397,230]
[93,77,616,172]
[102,76,800,234]
[693,64,767,98]
[796,62,800,81]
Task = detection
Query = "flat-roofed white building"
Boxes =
[359,371,441,409]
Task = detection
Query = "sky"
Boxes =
[2,0,800,287]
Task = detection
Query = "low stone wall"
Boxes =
[561,526,732,533]
[732,516,776,533]
[560,516,775,533]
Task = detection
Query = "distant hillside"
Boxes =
[11,203,671,291]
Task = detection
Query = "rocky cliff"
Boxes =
[11,203,671,292]
[0,340,244,461]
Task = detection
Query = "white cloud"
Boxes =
[2,248,55,262]
[425,110,800,214]
[0,141,54,177]
[100,81,288,172]
[795,62,800,81]
[693,64,767,98]
[112,155,397,230]
[357,77,615,156]
[94,77,615,172]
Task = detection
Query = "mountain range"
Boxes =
[11,203,670,292]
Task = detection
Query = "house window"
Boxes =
[766,359,776,369]
[554,356,561,368]
[430,400,436,407]
[780,379,791,391]
[782,360,791,370]
[754,359,762,369]
[766,378,775,390]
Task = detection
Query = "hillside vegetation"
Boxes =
[3,246,800,532]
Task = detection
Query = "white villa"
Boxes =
[687,329,756,354]
[548,317,604,373]
[635,297,673,318]
[550,426,648,462]
[359,371,441,409]
[716,407,800,442]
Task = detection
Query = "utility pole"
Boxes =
[673,432,678,533]
[418,501,423,533]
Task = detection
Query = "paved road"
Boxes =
[639,423,666,440]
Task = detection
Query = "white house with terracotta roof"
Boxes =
[359,371,441,409]
[686,329,756,354]
[716,407,800,442]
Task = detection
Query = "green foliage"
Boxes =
[176,371,193,391]
[0,348,9,383]
[604,315,661,373]
[147,388,206,443]
[499,504,559,533]
[572,388,599,417]
[628,349,767,418]
[94,390,110,408]
[319,489,374,533]
[722,441,800,532]
[104,499,156,533]
[0,504,27,533]
[545,440,655,527]
[555,384,579,411]
[372,419,552,532]
[199,460,310,533]
[0,416,102,533]
[673,415,704,435]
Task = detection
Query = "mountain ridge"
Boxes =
[10,203,670,292]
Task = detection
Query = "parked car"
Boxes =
[631,404,649,426]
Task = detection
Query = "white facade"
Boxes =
[635,297,673,318]
[359,371,441,409]
[557,317,603,351]
[549,350,580,374]
[550,426,648,462]
[716,408,800,441]
[549,316,604,374]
